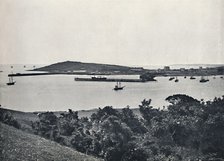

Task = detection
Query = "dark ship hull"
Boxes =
[7,82,16,86]
[200,79,209,83]
[114,86,125,91]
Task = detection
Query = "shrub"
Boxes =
[0,108,20,129]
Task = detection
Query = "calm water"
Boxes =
[0,64,223,112]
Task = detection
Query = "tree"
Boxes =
[200,99,224,159]
[0,108,20,129]
[121,107,147,134]
[139,99,160,125]
[121,142,148,161]
[59,109,79,136]
[32,112,59,140]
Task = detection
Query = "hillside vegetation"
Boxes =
[30,95,224,161]
[0,123,103,161]
[34,61,133,73]
[1,94,224,161]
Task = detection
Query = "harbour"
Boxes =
[0,65,223,112]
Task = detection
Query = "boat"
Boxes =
[174,77,179,82]
[114,82,125,91]
[190,76,196,80]
[199,76,209,83]
[139,73,157,82]
[6,76,16,85]
[91,76,107,81]
[169,77,175,81]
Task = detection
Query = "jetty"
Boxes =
[75,77,147,82]
[8,73,54,77]
[75,75,156,82]
[8,72,97,77]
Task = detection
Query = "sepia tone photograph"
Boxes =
[0,0,224,160]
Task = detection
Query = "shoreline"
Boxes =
[0,106,142,120]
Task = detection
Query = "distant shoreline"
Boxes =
[6,61,224,78]
[0,106,142,120]
[8,70,224,78]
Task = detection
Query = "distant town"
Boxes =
[8,61,224,79]
[146,65,224,77]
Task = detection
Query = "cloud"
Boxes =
[0,0,223,65]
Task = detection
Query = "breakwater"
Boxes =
[8,73,55,77]
[8,72,103,77]
[74,77,156,82]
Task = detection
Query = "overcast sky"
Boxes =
[0,0,223,66]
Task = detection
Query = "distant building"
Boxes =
[72,70,86,73]
[130,67,144,72]
[180,68,186,71]
[164,66,170,71]
[190,68,197,72]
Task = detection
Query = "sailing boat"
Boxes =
[114,82,125,90]
[174,77,179,82]
[199,76,209,83]
[190,76,196,80]
[7,76,16,85]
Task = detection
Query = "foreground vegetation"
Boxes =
[0,123,103,161]
[1,94,224,161]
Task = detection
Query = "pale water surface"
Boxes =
[0,64,223,112]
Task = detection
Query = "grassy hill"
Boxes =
[0,123,103,161]
[0,108,39,133]
[33,61,139,74]
[0,107,141,132]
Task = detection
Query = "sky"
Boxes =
[0,0,223,66]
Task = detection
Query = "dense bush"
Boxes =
[31,95,224,161]
[0,108,20,129]
[32,112,59,140]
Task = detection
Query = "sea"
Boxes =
[0,64,223,112]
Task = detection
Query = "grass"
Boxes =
[0,123,103,161]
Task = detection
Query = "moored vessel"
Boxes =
[114,82,125,91]
[7,77,16,86]
[199,76,209,83]
[190,76,196,80]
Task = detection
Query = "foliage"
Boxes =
[31,95,224,161]
[0,108,20,129]
[32,112,59,140]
